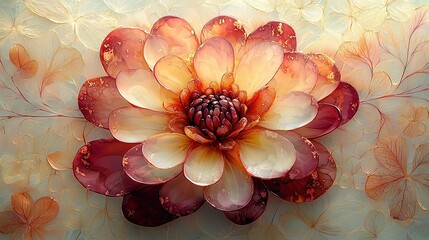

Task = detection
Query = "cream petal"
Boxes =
[144,16,198,70]
[154,55,193,93]
[259,91,318,131]
[116,68,175,112]
[234,41,284,98]
[307,53,341,101]
[204,146,253,211]
[269,52,318,97]
[109,107,169,143]
[123,144,181,184]
[142,133,193,169]
[184,145,224,186]
[237,129,296,179]
[194,37,234,89]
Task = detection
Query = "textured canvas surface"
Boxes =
[0,0,428,239]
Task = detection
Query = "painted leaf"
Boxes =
[9,44,38,79]
[28,197,59,227]
[11,192,33,221]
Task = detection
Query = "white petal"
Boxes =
[123,144,181,184]
[204,147,253,211]
[194,37,234,89]
[116,68,175,112]
[234,41,284,98]
[302,4,323,22]
[259,91,318,130]
[109,107,169,143]
[184,145,224,186]
[238,129,296,179]
[142,133,192,169]
[154,55,193,93]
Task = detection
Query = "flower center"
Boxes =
[186,90,248,140]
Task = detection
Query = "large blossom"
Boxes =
[74,16,359,226]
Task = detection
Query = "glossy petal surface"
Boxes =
[160,174,205,216]
[307,53,341,101]
[259,91,318,130]
[144,16,198,69]
[194,37,234,89]
[154,55,194,93]
[123,144,181,184]
[280,131,319,180]
[200,16,246,52]
[73,139,142,196]
[122,184,178,227]
[109,107,169,143]
[142,133,192,169]
[224,178,268,225]
[270,52,318,96]
[246,87,276,117]
[320,82,360,125]
[116,68,175,112]
[204,145,253,211]
[184,145,224,186]
[234,41,284,98]
[264,141,336,202]
[237,129,296,179]
[78,76,130,128]
[247,21,296,52]
[100,27,149,77]
[294,103,342,139]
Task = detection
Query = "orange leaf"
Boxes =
[374,137,407,175]
[11,193,34,221]
[9,44,39,79]
[28,197,59,227]
[0,210,24,234]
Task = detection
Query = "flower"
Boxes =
[74,16,359,226]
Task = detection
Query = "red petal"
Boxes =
[122,184,178,227]
[200,16,246,52]
[294,103,342,139]
[280,131,319,180]
[307,53,341,101]
[100,27,149,78]
[246,86,276,117]
[72,139,143,196]
[320,82,360,125]
[78,76,130,129]
[122,144,181,184]
[223,178,268,225]
[159,174,205,216]
[264,141,336,202]
[247,21,296,52]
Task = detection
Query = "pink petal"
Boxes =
[72,139,143,196]
[279,131,319,180]
[184,145,224,186]
[237,129,296,179]
[204,146,253,211]
[122,144,181,184]
[100,27,149,78]
[294,103,342,139]
[194,37,234,89]
[269,52,318,96]
[223,178,268,225]
[159,174,205,216]
[247,21,296,52]
[307,53,341,101]
[264,141,336,202]
[154,55,193,93]
[116,68,176,112]
[78,76,130,129]
[144,16,198,69]
[109,107,169,143]
[122,184,178,227]
[234,41,284,98]
[200,16,246,52]
[259,91,318,130]
[142,133,193,169]
[320,82,360,125]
